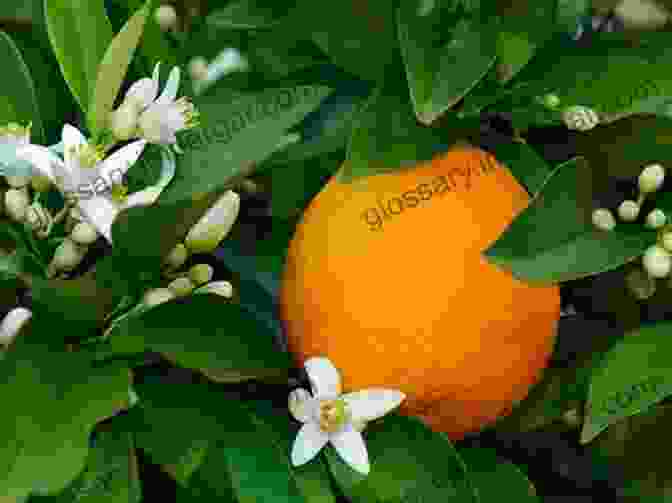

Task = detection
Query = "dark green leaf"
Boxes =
[207,0,293,30]
[488,140,552,197]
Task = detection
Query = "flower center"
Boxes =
[110,183,129,202]
[318,399,349,433]
[72,143,104,168]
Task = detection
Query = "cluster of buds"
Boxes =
[46,209,99,278]
[562,105,600,132]
[591,163,672,297]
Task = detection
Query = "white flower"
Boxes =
[645,209,667,229]
[289,356,405,475]
[591,208,616,231]
[617,200,640,222]
[115,62,199,147]
[185,190,240,254]
[562,105,599,132]
[643,244,672,278]
[0,307,32,346]
[639,163,665,194]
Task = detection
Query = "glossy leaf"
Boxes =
[459,447,539,502]
[484,157,658,283]
[207,0,292,30]
[581,321,672,444]
[488,140,552,197]
[326,414,477,503]
[0,340,129,497]
[44,0,113,111]
[0,31,44,143]
[88,1,151,139]
[397,1,497,124]
[108,294,292,381]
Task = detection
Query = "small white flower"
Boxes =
[193,280,234,298]
[645,209,667,229]
[289,356,405,475]
[0,307,32,346]
[639,163,665,194]
[643,244,672,278]
[155,4,178,31]
[617,200,640,222]
[591,208,616,231]
[142,287,176,307]
[188,263,214,285]
[167,276,195,296]
[662,232,672,252]
[185,190,240,254]
[562,105,599,132]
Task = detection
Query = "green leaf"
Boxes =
[44,0,113,112]
[488,140,552,197]
[484,157,658,283]
[397,2,497,124]
[88,1,151,139]
[581,321,672,444]
[554,0,590,35]
[0,340,129,497]
[291,0,399,82]
[207,0,293,30]
[108,294,291,381]
[162,85,332,205]
[0,0,39,23]
[0,31,45,143]
[459,447,539,502]
[326,414,477,503]
[35,428,141,502]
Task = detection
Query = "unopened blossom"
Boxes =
[70,221,99,245]
[47,238,87,277]
[643,244,672,278]
[645,209,666,230]
[289,356,405,475]
[188,264,213,285]
[592,208,616,231]
[0,307,32,347]
[639,163,665,194]
[193,280,234,298]
[4,187,29,222]
[163,243,189,270]
[167,276,195,296]
[142,288,176,307]
[562,105,599,132]
[155,4,178,31]
[617,200,640,222]
[185,190,240,254]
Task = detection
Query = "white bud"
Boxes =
[69,206,83,221]
[48,238,87,275]
[615,0,670,30]
[5,175,30,188]
[70,222,99,245]
[617,200,640,222]
[639,163,665,194]
[194,280,234,298]
[188,57,209,82]
[167,276,195,297]
[645,209,667,229]
[185,191,240,254]
[163,243,189,270]
[541,93,560,109]
[4,188,30,222]
[155,4,178,31]
[0,307,32,346]
[142,288,176,307]
[188,264,214,286]
[30,175,51,193]
[625,266,657,300]
[562,105,599,132]
[643,244,672,278]
[662,232,672,252]
[110,103,140,141]
[592,208,616,231]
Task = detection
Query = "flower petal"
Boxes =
[288,388,315,423]
[14,145,62,182]
[97,140,147,182]
[155,66,181,105]
[77,195,120,243]
[291,421,329,467]
[124,62,161,109]
[342,389,406,423]
[61,124,86,166]
[330,424,370,475]
[304,357,342,400]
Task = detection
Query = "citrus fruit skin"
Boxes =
[280,146,560,440]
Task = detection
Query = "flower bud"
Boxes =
[645,209,667,229]
[643,244,672,278]
[541,93,560,109]
[167,276,195,297]
[142,288,176,307]
[185,191,240,254]
[25,202,53,236]
[48,238,87,276]
[194,280,234,298]
[188,56,209,82]
[5,175,30,188]
[591,208,616,231]
[639,163,665,194]
[163,243,189,270]
[70,222,99,245]
[617,200,640,222]
[562,105,599,132]
[625,266,657,300]
[155,4,178,31]
[4,187,29,222]
[110,103,140,141]
[188,264,214,286]
[662,231,672,252]
[69,206,83,221]
[0,307,32,347]
[30,175,51,193]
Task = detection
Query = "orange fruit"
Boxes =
[279,145,560,440]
